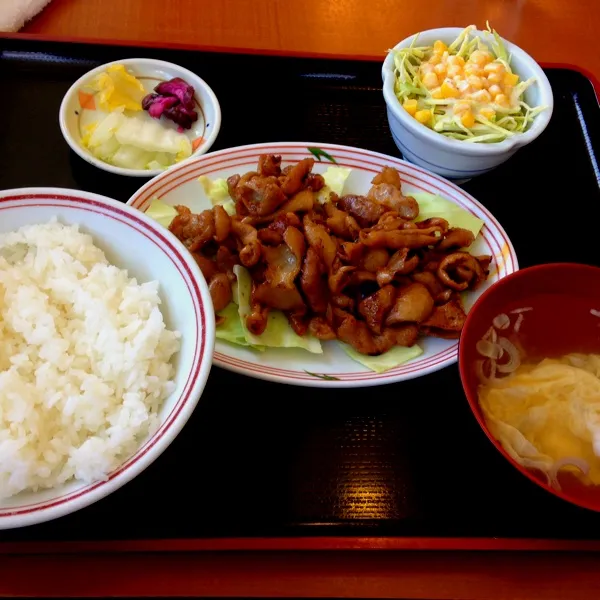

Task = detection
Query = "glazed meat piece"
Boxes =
[303,214,337,271]
[246,302,269,335]
[230,219,261,267]
[239,176,287,217]
[360,248,389,273]
[377,248,419,286]
[192,253,219,281]
[371,166,402,188]
[209,273,232,312]
[308,316,337,340]
[368,183,419,220]
[213,205,231,243]
[335,194,386,227]
[300,247,329,313]
[437,227,475,251]
[385,283,434,326]
[281,158,314,195]
[421,299,467,338]
[258,154,282,177]
[253,282,305,311]
[335,308,418,355]
[358,284,396,334]
[359,226,442,250]
[324,202,361,240]
[437,251,486,291]
[169,206,215,252]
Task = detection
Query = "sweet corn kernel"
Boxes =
[422,71,439,89]
[415,109,432,124]
[471,89,492,103]
[470,50,492,66]
[433,40,447,54]
[461,111,475,128]
[481,77,491,89]
[434,63,447,76]
[504,84,514,98]
[403,99,418,116]
[420,63,434,75]
[428,53,441,66]
[484,62,505,75]
[487,72,502,84]
[504,72,519,87]
[467,75,483,90]
[457,79,472,94]
[447,55,465,67]
[453,101,470,115]
[479,107,496,120]
[488,84,502,98]
[447,65,462,78]
[441,80,460,98]
[464,63,482,77]
[495,94,509,107]
[431,87,443,99]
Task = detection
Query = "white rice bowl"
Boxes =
[0,189,214,530]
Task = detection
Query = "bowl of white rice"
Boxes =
[0,188,215,529]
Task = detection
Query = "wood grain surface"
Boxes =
[17,0,600,78]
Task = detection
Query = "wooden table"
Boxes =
[3,0,600,598]
[16,0,600,79]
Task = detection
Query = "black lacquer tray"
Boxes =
[1,38,599,552]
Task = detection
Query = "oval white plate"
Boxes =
[127,142,518,387]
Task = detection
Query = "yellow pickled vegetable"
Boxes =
[91,64,146,112]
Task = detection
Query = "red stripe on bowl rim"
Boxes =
[0,194,208,518]
[128,143,517,384]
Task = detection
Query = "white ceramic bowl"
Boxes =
[382,27,554,180]
[0,188,215,529]
[60,58,222,177]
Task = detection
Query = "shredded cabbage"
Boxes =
[145,199,178,228]
[316,166,353,202]
[389,24,546,143]
[198,176,236,215]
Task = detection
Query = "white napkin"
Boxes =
[0,0,53,32]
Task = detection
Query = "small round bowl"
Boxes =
[0,188,215,529]
[59,58,222,177]
[382,27,554,181]
[459,263,600,511]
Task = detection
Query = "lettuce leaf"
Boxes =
[216,301,265,350]
[316,166,352,202]
[198,176,236,215]
[342,343,423,373]
[411,191,484,237]
[233,265,322,354]
[145,198,178,228]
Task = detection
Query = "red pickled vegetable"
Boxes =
[142,77,198,130]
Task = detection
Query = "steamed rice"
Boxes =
[0,219,181,499]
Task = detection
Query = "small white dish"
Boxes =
[59,58,222,177]
[0,188,215,529]
[127,142,518,388]
[382,27,554,180]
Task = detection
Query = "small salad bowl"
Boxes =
[382,27,553,181]
[59,58,222,177]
